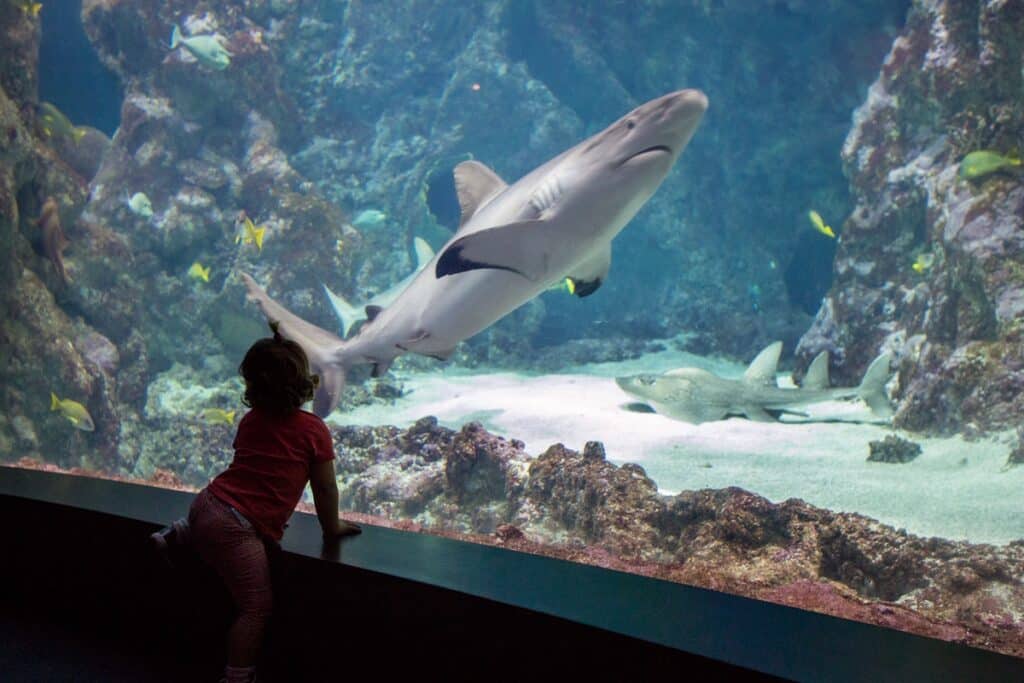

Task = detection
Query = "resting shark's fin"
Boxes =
[567,244,611,298]
[454,160,508,228]
[241,273,348,418]
[412,237,435,268]
[803,351,830,390]
[743,341,782,386]
[322,283,361,337]
[435,220,548,280]
[857,352,894,418]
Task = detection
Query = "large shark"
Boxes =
[242,89,709,416]
[323,236,435,337]
[615,342,894,424]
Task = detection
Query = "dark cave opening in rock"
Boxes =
[425,166,461,232]
[784,236,837,315]
[38,0,122,136]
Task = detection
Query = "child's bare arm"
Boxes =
[309,459,361,537]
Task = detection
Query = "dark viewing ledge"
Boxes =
[2,466,1022,682]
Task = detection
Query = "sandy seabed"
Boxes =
[335,349,1023,545]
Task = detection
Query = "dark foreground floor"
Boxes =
[3,468,1022,682]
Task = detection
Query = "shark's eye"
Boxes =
[639,375,655,385]
[626,120,636,130]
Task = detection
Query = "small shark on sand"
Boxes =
[242,89,708,416]
[615,342,894,424]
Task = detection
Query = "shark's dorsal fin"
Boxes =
[567,244,611,298]
[857,352,894,418]
[454,160,508,228]
[412,237,435,268]
[803,351,830,390]
[743,341,782,386]
[365,305,383,322]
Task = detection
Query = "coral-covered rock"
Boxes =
[314,419,1024,656]
[797,0,1024,434]
[867,434,922,463]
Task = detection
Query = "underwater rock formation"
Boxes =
[866,434,922,463]
[0,3,124,471]
[327,418,1024,656]
[797,0,1024,434]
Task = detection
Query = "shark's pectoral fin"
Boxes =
[659,400,729,425]
[454,160,508,228]
[435,220,549,280]
[371,360,392,378]
[567,244,611,298]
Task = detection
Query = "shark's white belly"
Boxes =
[362,265,549,358]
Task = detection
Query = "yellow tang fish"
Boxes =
[808,210,836,239]
[958,150,1022,181]
[235,216,266,252]
[39,102,85,144]
[20,1,43,17]
[911,252,934,274]
[188,262,210,283]
[50,392,95,431]
[200,408,236,426]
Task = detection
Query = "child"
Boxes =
[154,323,360,683]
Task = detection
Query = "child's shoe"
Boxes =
[149,518,191,568]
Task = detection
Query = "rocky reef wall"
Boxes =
[797,0,1024,434]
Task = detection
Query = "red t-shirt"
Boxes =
[207,407,335,541]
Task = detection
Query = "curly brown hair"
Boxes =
[239,323,318,414]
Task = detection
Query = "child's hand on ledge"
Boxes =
[325,519,362,538]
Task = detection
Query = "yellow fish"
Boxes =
[546,277,576,295]
[39,102,85,144]
[50,392,95,431]
[200,408,236,426]
[335,238,344,257]
[20,1,42,16]
[958,150,1022,181]
[188,262,210,283]
[235,216,266,252]
[808,210,836,239]
[911,252,934,274]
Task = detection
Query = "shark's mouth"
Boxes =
[621,145,672,165]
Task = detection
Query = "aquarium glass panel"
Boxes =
[2,0,1022,660]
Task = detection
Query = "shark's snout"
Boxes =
[661,89,708,145]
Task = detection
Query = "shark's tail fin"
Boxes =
[322,283,361,337]
[241,273,350,418]
[857,352,894,418]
